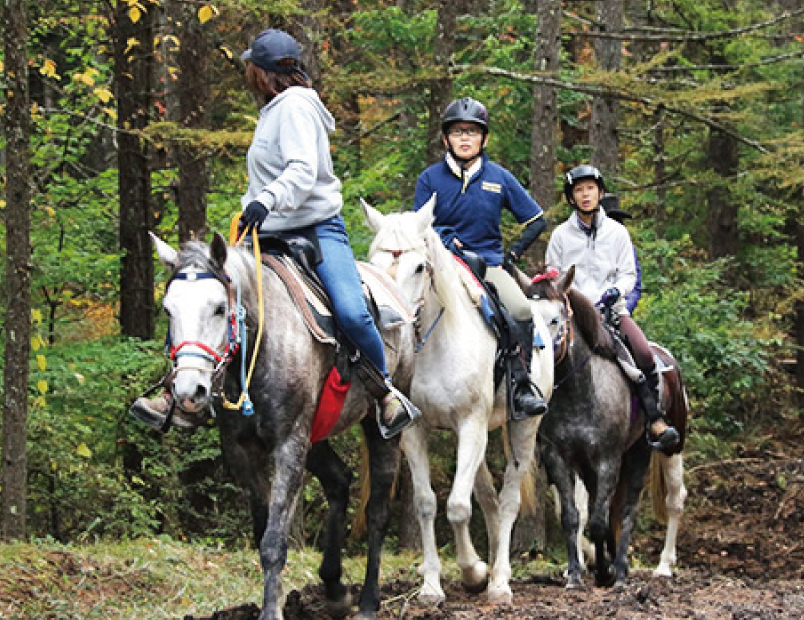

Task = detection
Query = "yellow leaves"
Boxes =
[94,88,114,104]
[46,206,55,217]
[76,443,93,459]
[198,4,219,25]
[37,355,47,371]
[30,334,46,351]
[40,58,60,80]
[125,37,140,55]
[37,380,48,394]
[32,309,43,323]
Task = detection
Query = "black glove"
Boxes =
[502,251,517,273]
[239,200,269,234]
[600,287,621,307]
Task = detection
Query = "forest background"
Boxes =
[0,0,803,573]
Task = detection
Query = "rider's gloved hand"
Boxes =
[600,287,621,307]
[502,251,517,273]
[238,200,269,235]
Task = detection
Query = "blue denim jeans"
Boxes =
[314,215,389,377]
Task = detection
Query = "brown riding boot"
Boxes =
[129,393,209,430]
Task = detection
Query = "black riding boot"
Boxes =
[509,318,548,421]
[637,367,680,450]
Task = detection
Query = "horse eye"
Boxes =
[214,303,226,317]
[415,263,425,274]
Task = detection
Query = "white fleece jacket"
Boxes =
[545,209,637,316]
[241,86,342,231]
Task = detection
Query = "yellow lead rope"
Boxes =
[222,214,265,411]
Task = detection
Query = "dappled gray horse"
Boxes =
[151,232,416,620]
[529,266,653,588]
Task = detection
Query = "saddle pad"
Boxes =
[452,255,485,306]
[357,261,416,326]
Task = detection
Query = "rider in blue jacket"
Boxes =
[413,97,548,420]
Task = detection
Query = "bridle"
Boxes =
[381,247,442,353]
[164,266,241,392]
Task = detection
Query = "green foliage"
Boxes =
[636,236,780,434]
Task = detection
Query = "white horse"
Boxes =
[362,197,553,605]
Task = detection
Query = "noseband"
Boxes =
[165,268,240,384]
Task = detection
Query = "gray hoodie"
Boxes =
[241,86,342,231]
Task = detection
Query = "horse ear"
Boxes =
[360,197,384,233]
[149,232,178,269]
[415,192,437,235]
[210,233,228,270]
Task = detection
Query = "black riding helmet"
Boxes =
[563,164,606,206]
[441,97,489,135]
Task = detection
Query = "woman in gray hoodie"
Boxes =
[237,28,418,438]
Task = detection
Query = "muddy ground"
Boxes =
[195,435,804,620]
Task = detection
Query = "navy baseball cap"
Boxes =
[241,29,306,76]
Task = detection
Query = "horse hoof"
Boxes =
[653,565,673,578]
[418,590,446,606]
[595,570,617,588]
[460,561,488,594]
[325,593,353,619]
[565,577,585,590]
[487,584,513,605]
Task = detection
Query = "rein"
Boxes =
[386,248,443,352]
[551,293,594,390]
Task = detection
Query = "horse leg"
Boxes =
[400,423,445,604]
[305,441,353,618]
[654,453,687,578]
[487,418,540,605]
[542,447,584,589]
[587,460,619,588]
[258,436,309,620]
[612,442,652,587]
[473,459,500,568]
[354,416,401,620]
[449,416,489,593]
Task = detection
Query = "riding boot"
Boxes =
[129,392,210,431]
[355,361,422,439]
[509,318,548,421]
[636,368,680,450]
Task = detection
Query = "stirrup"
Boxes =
[377,383,421,439]
[646,425,680,450]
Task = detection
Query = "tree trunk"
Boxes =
[796,59,804,408]
[1,0,32,541]
[705,122,739,259]
[589,0,623,177]
[426,0,457,165]
[530,0,560,211]
[174,2,210,242]
[653,107,667,240]
[115,4,155,339]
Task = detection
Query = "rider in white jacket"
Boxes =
[546,165,680,451]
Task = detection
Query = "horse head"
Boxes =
[362,194,443,312]
[151,232,237,414]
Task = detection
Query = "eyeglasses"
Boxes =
[448,127,482,137]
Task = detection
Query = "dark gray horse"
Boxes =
[529,266,653,588]
[151,232,416,620]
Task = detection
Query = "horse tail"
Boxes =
[351,435,401,540]
[351,439,371,540]
[519,456,539,517]
[649,451,669,524]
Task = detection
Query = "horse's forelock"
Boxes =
[527,278,562,303]
[176,240,215,273]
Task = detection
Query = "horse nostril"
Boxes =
[194,384,208,402]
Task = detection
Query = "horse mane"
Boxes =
[566,288,617,358]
